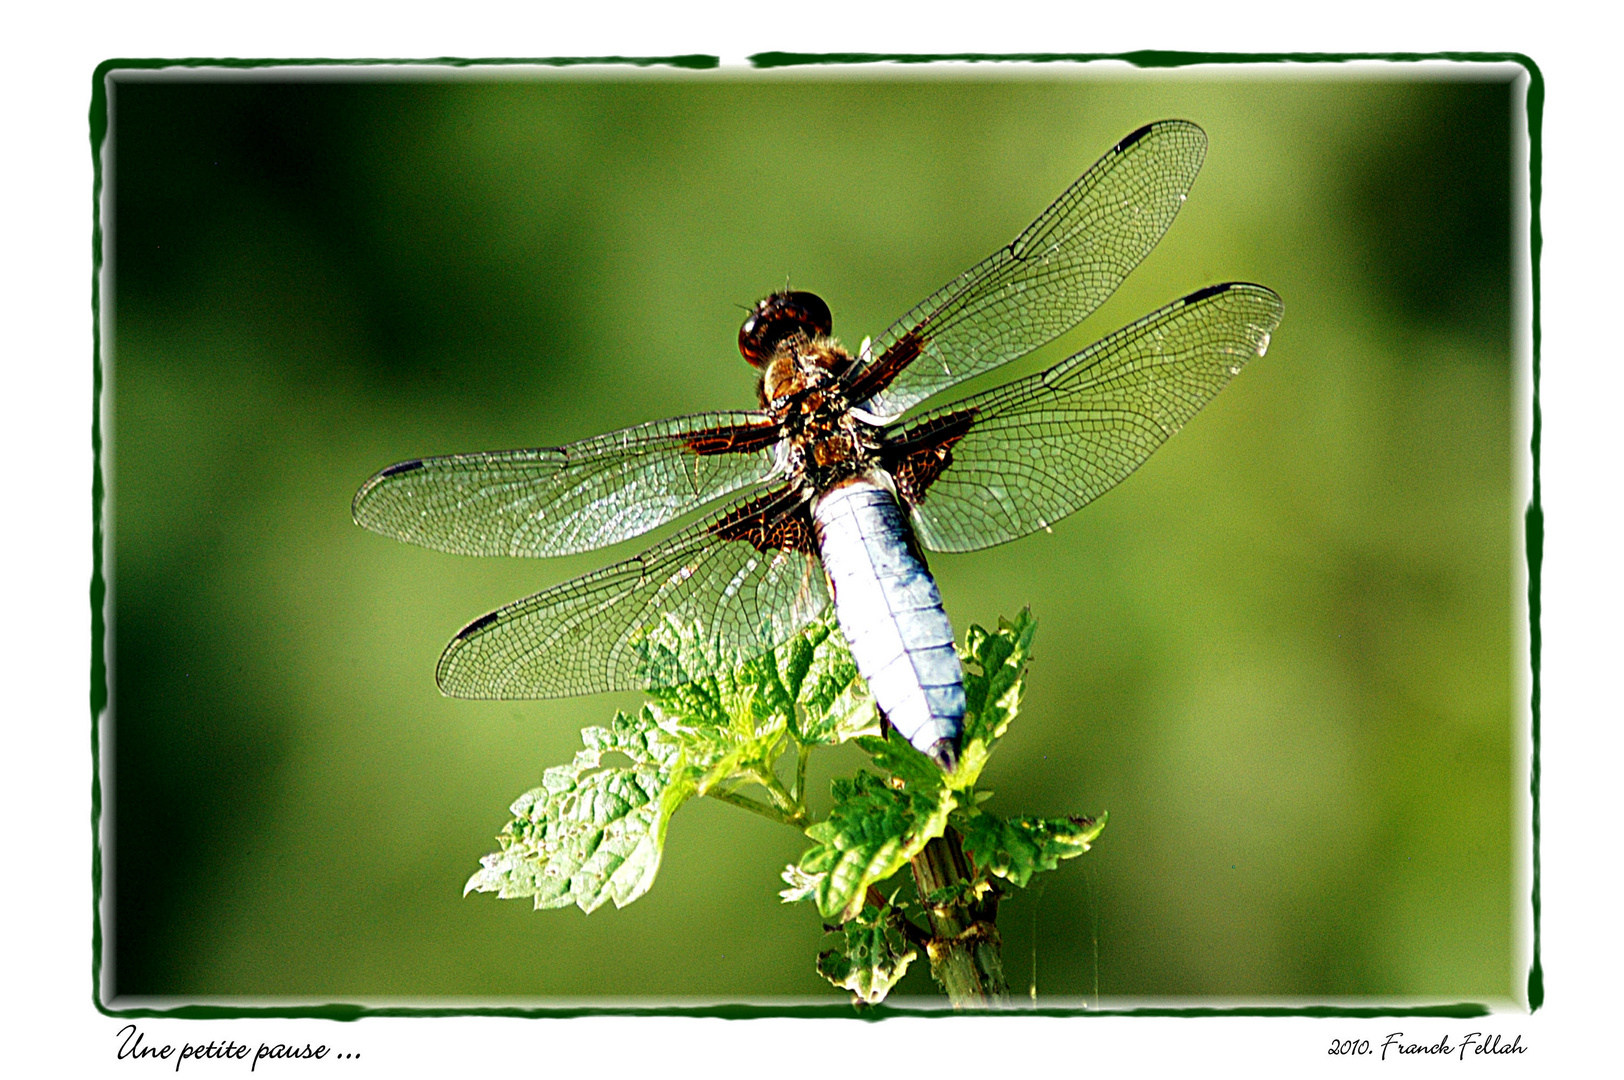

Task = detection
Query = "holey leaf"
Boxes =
[954,811,1109,888]
[817,901,918,1005]
[787,771,956,922]
[465,707,687,913]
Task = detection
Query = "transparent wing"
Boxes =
[891,283,1283,553]
[352,411,779,557]
[435,486,829,698]
[850,120,1209,418]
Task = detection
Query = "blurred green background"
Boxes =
[106,70,1520,1004]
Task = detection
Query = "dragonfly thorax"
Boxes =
[777,402,886,504]
[755,333,886,500]
[758,335,853,409]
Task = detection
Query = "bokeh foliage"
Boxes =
[105,71,1517,1002]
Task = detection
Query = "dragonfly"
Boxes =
[353,120,1283,772]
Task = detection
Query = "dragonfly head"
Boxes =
[738,290,833,368]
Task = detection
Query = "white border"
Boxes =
[5,2,1614,1075]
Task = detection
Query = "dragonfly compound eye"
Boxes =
[738,290,833,368]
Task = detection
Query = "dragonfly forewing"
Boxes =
[854,120,1209,417]
[353,411,779,557]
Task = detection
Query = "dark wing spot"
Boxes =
[379,459,426,478]
[709,486,815,554]
[1116,122,1155,152]
[684,421,781,457]
[456,611,502,638]
[883,408,979,505]
[1184,283,1232,305]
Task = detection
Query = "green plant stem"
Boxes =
[704,786,801,827]
[909,827,1009,1008]
[752,767,806,823]
[793,742,812,803]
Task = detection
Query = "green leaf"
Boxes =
[661,706,784,795]
[923,877,993,908]
[795,625,879,747]
[617,614,875,831]
[464,707,688,913]
[855,728,944,794]
[952,809,1108,888]
[628,613,748,705]
[645,610,872,751]
[816,902,918,1005]
[945,609,1038,791]
[780,622,830,701]
[645,664,790,801]
[790,771,956,922]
